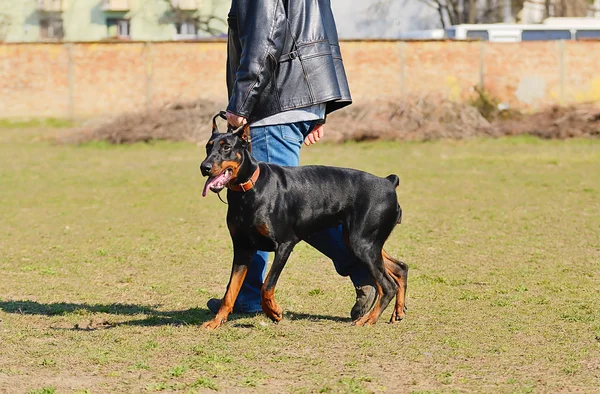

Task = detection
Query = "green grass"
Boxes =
[1,128,599,392]
[0,117,78,129]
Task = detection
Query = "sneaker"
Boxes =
[350,285,377,321]
[206,298,263,314]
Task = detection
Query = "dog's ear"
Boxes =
[211,111,227,135]
[235,124,251,142]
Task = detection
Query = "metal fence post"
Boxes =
[479,40,485,90]
[399,41,406,96]
[558,40,565,104]
[0,45,6,117]
[144,42,153,110]
[67,43,74,119]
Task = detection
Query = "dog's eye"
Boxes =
[222,145,231,152]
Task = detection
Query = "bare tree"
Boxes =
[159,0,226,36]
[549,0,593,17]
[415,0,450,27]
[413,0,581,27]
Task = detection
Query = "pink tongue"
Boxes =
[202,177,217,197]
[202,178,214,197]
[202,172,230,197]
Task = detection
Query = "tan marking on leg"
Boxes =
[261,275,282,322]
[383,250,407,322]
[202,266,248,330]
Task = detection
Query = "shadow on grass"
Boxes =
[0,300,159,316]
[0,300,350,328]
[284,311,352,324]
[0,300,212,327]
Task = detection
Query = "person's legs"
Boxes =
[304,227,376,320]
[254,121,376,318]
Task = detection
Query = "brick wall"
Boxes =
[0,40,599,118]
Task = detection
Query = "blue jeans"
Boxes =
[234,121,372,311]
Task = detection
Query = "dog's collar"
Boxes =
[227,166,260,193]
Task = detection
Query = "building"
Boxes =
[0,0,445,42]
[0,0,228,42]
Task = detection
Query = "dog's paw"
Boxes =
[389,313,404,324]
[265,307,283,323]
[390,308,406,324]
[202,318,225,330]
[353,313,379,326]
[261,300,283,323]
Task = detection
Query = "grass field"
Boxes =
[1,128,599,393]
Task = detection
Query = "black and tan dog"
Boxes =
[200,113,408,330]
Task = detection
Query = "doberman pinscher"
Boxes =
[199,112,408,330]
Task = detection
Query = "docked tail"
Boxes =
[386,174,400,189]
[385,174,402,224]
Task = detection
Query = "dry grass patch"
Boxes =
[53,97,600,146]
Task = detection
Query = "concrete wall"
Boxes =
[0,40,599,118]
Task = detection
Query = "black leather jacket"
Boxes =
[226,0,352,124]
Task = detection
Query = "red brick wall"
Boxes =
[1,44,70,117]
[0,40,599,118]
[72,44,147,116]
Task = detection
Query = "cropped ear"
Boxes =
[235,123,251,142]
[211,111,227,135]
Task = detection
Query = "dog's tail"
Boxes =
[386,174,402,224]
[386,174,400,189]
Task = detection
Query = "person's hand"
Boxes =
[226,111,247,128]
[304,123,324,146]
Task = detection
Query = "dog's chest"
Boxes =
[227,203,280,249]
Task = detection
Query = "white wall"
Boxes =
[330,0,441,39]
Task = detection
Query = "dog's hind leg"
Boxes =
[382,249,408,323]
[202,246,254,330]
[261,240,297,323]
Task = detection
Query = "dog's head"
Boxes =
[200,124,250,197]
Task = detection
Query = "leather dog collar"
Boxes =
[227,166,260,192]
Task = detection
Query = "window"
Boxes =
[466,30,489,41]
[575,30,600,40]
[107,18,130,38]
[40,18,64,40]
[445,27,456,39]
[521,30,571,41]
[176,21,197,36]
[37,0,63,12]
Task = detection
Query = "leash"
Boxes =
[216,191,227,205]
[211,110,252,154]
[211,110,235,133]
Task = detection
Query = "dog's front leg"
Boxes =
[261,241,296,323]
[202,246,254,330]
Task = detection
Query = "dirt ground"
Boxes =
[56,97,600,145]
